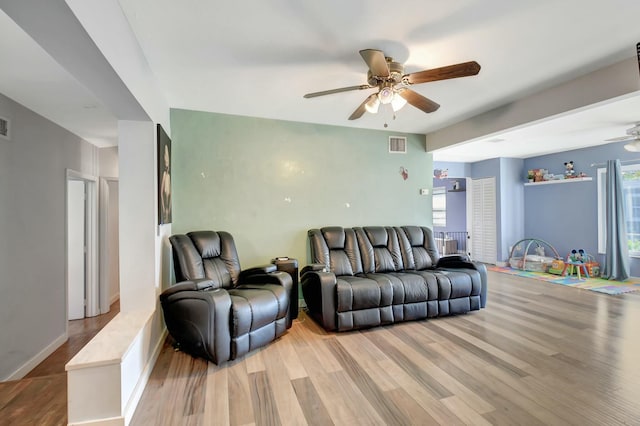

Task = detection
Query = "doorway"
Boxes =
[99,177,119,314]
[66,170,98,320]
[467,177,498,264]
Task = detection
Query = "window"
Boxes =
[433,186,446,227]
[597,164,640,256]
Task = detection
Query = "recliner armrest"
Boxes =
[238,264,277,281]
[239,270,293,292]
[160,279,216,300]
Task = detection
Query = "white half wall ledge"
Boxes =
[66,308,166,426]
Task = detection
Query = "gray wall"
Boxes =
[171,108,433,267]
[0,92,109,380]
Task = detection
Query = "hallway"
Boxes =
[0,301,119,426]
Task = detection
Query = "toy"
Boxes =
[564,161,576,178]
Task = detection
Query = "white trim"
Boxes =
[100,177,119,314]
[66,169,100,320]
[597,167,606,253]
[4,332,67,381]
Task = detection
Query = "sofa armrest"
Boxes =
[437,254,469,264]
[159,287,232,364]
[239,270,293,293]
[435,258,488,308]
[300,270,338,331]
[300,263,327,275]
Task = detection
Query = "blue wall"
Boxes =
[432,177,467,234]
[434,161,471,178]
[524,140,640,276]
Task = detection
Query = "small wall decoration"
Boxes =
[434,168,448,179]
[157,124,172,224]
[400,166,409,180]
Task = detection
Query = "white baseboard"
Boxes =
[496,261,508,267]
[123,328,167,425]
[4,332,68,381]
[110,292,120,305]
[69,417,123,426]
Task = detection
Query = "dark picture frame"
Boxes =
[157,124,172,224]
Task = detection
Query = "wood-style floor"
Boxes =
[0,301,119,426]
[131,272,640,426]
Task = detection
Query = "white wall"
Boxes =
[0,92,99,380]
[99,146,118,177]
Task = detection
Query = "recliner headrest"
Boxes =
[364,227,388,247]
[403,226,424,247]
[188,231,221,259]
[322,227,345,249]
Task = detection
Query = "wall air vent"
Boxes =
[0,116,9,140]
[389,136,406,153]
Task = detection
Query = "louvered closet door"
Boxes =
[467,177,497,264]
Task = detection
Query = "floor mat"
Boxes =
[488,265,640,295]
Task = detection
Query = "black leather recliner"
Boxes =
[160,231,292,364]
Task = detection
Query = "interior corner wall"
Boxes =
[117,120,157,313]
[99,146,119,177]
[523,140,640,276]
[170,109,432,266]
[499,158,525,260]
[0,92,99,380]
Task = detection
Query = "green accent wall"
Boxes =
[170,108,432,267]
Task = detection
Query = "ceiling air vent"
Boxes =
[0,116,9,141]
[389,136,406,153]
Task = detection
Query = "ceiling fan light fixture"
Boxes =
[391,92,407,112]
[364,95,380,114]
[378,85,394,104]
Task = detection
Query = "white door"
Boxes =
[467,177,497,264]
[68,180,86,320]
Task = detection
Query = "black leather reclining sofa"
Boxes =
[301,226,487,331]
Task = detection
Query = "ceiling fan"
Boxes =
[303,49,481,120]
[605,123,640,151]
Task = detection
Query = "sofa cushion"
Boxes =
[336,276,393,312]
[228,283,289,358]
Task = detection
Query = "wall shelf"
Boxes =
[524,177,592,186]
[448,189,466,193]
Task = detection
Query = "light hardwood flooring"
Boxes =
[131,271,640,425]
[0,301,119,426]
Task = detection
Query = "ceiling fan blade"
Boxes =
[359,49,390,78]
[405,61,481,85]
[349,94,377,120]
[399,89,440,113]
[303,84,371,98]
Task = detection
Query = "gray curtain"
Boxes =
[603,159,630,281]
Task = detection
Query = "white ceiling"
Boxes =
[2,1,640,159]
